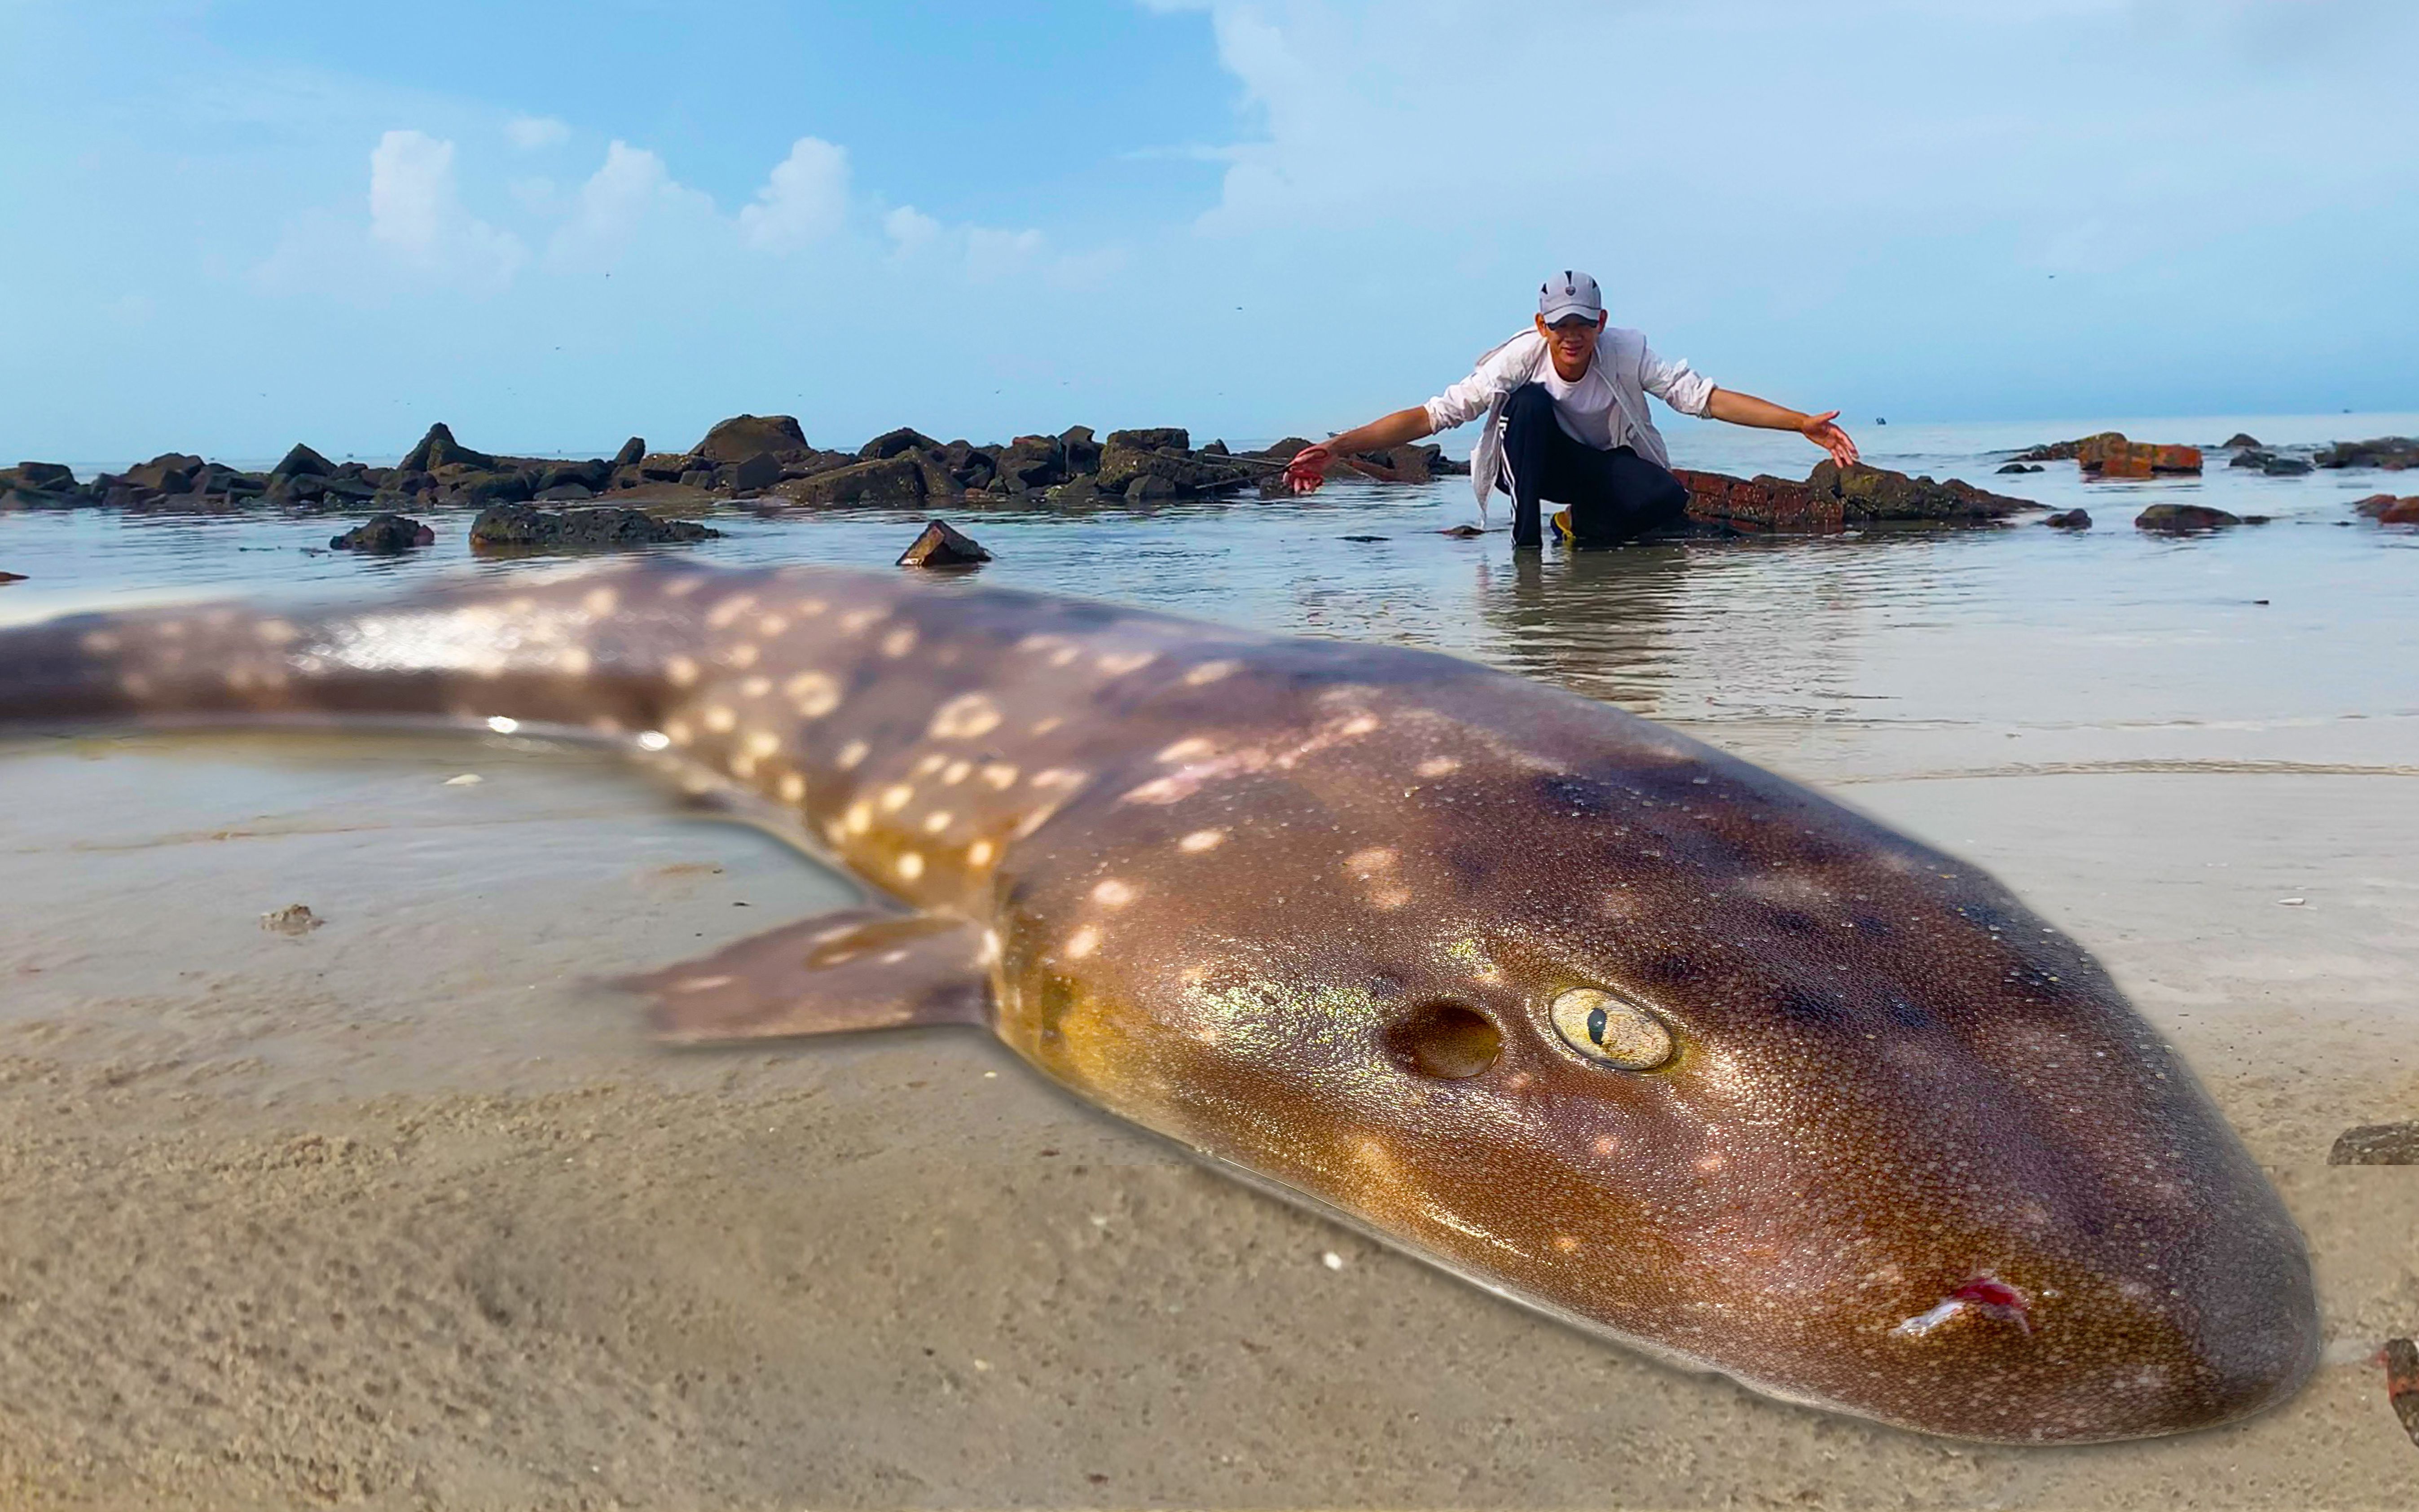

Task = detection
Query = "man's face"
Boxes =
[1537,312,1606,369]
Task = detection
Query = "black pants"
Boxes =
[1500,382,1691,548]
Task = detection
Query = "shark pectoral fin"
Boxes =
[623,908,994,1045]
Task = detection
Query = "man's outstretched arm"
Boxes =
[1282,407,1437,493]
[1705,388,1860,469]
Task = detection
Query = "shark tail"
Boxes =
[0,576,680,739]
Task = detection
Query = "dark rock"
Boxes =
[860,426,941,461]
[1437,523,1487,538]
[2261,455,2313,476]
[1258,437,1319,461]
[1059,426,1100,475]
[124,453,202,492]
[11,461,75,490]
[536,459,613,495]
[692,414,809,464]
[1105,427,1189,453]
[1044,478,1108,507]
[1124,474,1179,501]
[678,468,721,491]
[0,488,80,511]
[781,449,861,479]
[1805,462,2030,523]
[613,436,646,467]
[533,483,596,502]
[272,473,328,505]
[470,503,718,549]
[1202,440,1230,456]
[399,423,497,473]
[2222,433,2262,449]
[995,434,1065,490]
[1339,535,1388,543]
[1097,440,1249,497]
[729,452,784,495]
[2314,436,2419,470]
[896,518,993,567]
[2241,514,2273,525]
[1350,443,1443,483]
[1674,469,1843,534]
[272,443,334,479]
[2042,510,2092,529]
[2228,449,2273,469]
[2327,1121,2419,1165]
[219,473,265,498]
[2353,494,2419,524]
[0,570,26,584]
[1995,462,2045,474]
[329,513,435,552]
[773,455,925,507]
[638,453,692,483]
[2134,504,2241,533]
[320,475,378,502]
[447,471,534,506]
[942,443,996,491]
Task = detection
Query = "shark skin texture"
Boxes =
[0,562,2320,1444]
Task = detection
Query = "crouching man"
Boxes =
[1284,271,1860,548]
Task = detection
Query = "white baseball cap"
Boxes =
[1539,269,1604,325]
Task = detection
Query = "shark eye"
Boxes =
[1550,988,1674,1070]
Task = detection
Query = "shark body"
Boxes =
[0,561,2319,1442]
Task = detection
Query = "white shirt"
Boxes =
[1538,355,1620,450]
[1421,330,1718,452]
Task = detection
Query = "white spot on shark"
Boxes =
[487,716,520,734]
[703,706,737,734]
[1184,659,1238,686]
[583,587,618,616]
[666,656,700,687]
[1157,737,1215,763]
[968,840,996,867]
[1091,879,1137,907]
[896,852,925,881]
[1065,926,1100,960]
[980,763,1019,790]
[837,740,870,769]
[1416,756,1460,778]
[1179,830,1225,853]
[930,694,1003,739]
[778,773,807,803]
[757,614,789,637]
[706,595,754,629]
[881,627,918,658]
[923,811,953,835]
[942,760,972,785]
[739,675,772,698]
[880,784,914,812]
[743,730,781,759]
[785,672,841,717]
[1096,650,1155,676]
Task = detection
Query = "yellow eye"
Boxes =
[1549,987,1674,1070]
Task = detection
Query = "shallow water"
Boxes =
[2,414,2416,1505]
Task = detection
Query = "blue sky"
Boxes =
[4,0,2415,466]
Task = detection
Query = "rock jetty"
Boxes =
[2317,437,2419,471]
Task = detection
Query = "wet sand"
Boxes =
[0,727,2412,1509]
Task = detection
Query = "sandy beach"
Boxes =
[0,697,2411,1509]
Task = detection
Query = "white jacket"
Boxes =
[1423,328,1717,519]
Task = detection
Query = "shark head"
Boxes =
[994,659,2319,1444]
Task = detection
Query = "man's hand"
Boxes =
[1284,444,1332,494]
[1800,411,1860,469]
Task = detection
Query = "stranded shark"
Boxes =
[0,561,2318,1443]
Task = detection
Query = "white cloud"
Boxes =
[884,204,942,254]
[965,225,1045,281]
[365,129,525,287]
[506,114,571,151]
[738,137,851,252]
[547,140,715,267]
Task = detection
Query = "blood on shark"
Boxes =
[0,561,2320,1443]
